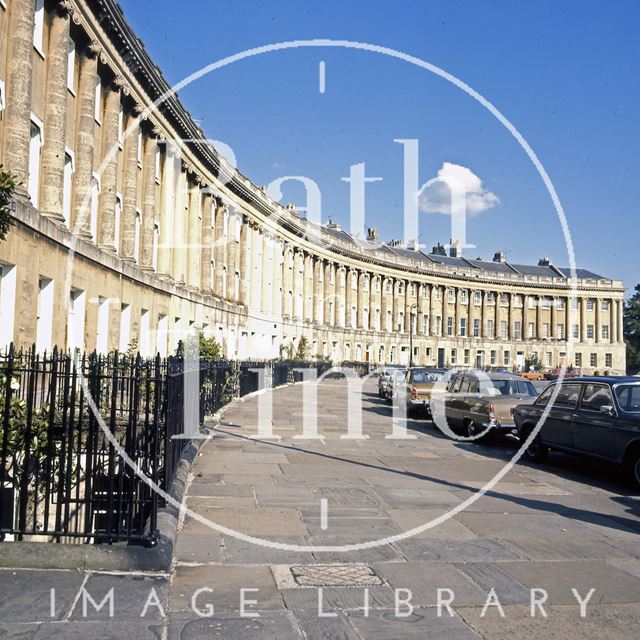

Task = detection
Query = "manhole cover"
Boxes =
[288,563,383,587]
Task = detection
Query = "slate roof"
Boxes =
[310,222,609,281]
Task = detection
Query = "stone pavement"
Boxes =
[2,378,640,638]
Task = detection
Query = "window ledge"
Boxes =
[33,44,45,60]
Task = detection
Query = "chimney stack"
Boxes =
[493,251,506,263]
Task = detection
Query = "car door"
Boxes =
[571,383,617,459]
[444,374,464,428]
[540,383,582,448]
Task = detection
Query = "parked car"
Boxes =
[397,367,448,417]
[512,377,640,488]
[518,369,546,381]
[544,367,580,381]
[378,366,404,399]
[432,371,538,437]
[384,368,408,404]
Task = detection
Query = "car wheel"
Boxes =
[523,429,549,462]
[624,449,640,490]
[464,420,488,441]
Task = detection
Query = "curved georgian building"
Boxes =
[0,0,626,374]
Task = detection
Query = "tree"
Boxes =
[525,353,543,372]
[176,329,222,360]
[0,166,17,242]
[294,336,310,361]
[624,284,640,373]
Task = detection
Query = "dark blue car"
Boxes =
[512,377,640,488]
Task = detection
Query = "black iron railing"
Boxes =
[0,345,327,546]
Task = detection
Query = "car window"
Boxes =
[551,383,582,409]
[411,371,430,383]
[535,385,553,406]
[513,380,538,396]
[581,384,614,412]
[614,384,640,413]
[459,378,471,393]
[450,375,463,392]
[488,379,536,396]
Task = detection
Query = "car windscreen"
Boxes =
[614,384,640,413]
[412,371,442,383]
[489,379,538,396]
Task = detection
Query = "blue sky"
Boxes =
[121,0,639,293]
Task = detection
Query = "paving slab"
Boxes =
[373,561,488,606]
[496,560,640,604]
[70,573,168,621]
[167,611,303,640]
[169,564,283,613]
[346,608,482,639]
[457,604,640,640]
[0,569,85,623]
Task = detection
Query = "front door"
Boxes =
[438,348,446,368]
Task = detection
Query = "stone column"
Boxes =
[334,268,343,327]
[251,228,262,310]
[358,273,368,330]
[72,47,99,236]
[429,285,437,336]
[213,199,227,296]
[40,6,71,220]
[324,263,334,325]
[550,296,557,340]
[239,216,250,304]
[2,0,36,189]
[97,81,122,251]
[345,269,355,328]
[595,297,601,343]
[187,179,202,289]
[171,168,188,283]
[120,112,140,262]
[508,294,515,340]
[262,235,273,315]
[272,238,282,316]
[536,295,543,340]
[158,142,178,278]
[611,299,618,344]
[226,207,239,300]
[303,254,313,321]
[454,288,462,337]
[618,299,624,344]
[313,258,323,324]
[199,194,213,290]
[140,130,158,269]
[580,297,587,343]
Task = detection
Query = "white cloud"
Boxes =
[419,162,499,216]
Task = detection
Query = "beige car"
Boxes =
[397,368,448,417]
[435,371,539,438]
